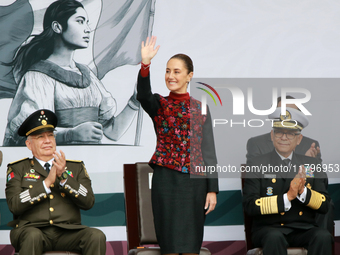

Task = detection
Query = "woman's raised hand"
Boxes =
[141,36,160,65]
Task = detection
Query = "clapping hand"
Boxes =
[305,142,320,158]
[287,165,306,201]
[44,150,66,187]
[52,150,66,177]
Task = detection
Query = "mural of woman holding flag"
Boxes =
[2,0,154,146]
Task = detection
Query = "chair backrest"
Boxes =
[240,165,254,250]
[124,163,158,250]
[136,163,157,244]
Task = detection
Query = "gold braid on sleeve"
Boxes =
[255,196,279,215]
[307,190,326,210]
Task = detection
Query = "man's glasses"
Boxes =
[273,130,300,140]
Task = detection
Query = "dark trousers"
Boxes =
[252,226,333,255]
[10,225,106,255]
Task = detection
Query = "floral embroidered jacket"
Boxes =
[137,72,218,192]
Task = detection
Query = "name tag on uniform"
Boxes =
[264,174,276,179]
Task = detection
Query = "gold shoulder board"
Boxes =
[8,157,29,165]
[66,159,82,163]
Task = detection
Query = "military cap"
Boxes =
[18,109,58,137]
[268,107,308,130]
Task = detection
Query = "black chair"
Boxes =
[124,163,211,255]
[240,165,308,255]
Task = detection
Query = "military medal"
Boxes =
[305,165,314,178]
[266,187,274,196]
[66,170,74,177]
[24,173,40,181]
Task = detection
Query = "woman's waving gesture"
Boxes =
[141,36,160,64]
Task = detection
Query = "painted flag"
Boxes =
[0,0,34,99]
[92,0,156,79]
[0,0,156,96]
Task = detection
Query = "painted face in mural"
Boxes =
[165,58,193,94]
[61,7,91,49]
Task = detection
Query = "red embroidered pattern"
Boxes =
[150,95,206,175]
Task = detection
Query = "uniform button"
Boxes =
[16,224,19,228]
[69,190,73,194]
[75,194,79,198]
[272,178,276,183]
[50,220,53,224]
[281,223,284,226]
[50,184,54,188]
[31,201,34,205]
[49,207,54,212]
[44,195,47,199]
[49,195,54,199]
[29,185,33,188]
[61,193,65,197]
[64,186,68,189]
[280,212,285,215]
[37,198,40,202]
[299,211,303,216]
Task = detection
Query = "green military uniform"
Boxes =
[6,157,93,228]
[5,109,105,255]
[6,157,105,254]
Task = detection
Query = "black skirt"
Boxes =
[151,165,207,254]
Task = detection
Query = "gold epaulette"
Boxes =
[307,190,326,210]
[255,196,279,215]
[8,157,29,165]
[66,159,82,163]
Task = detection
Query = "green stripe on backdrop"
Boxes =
[0,183,339,229]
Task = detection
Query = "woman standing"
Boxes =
[137,36,219,255]
[3,0,139,146]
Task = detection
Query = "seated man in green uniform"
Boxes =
[242,107,332,255]
[5,109,106,255]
